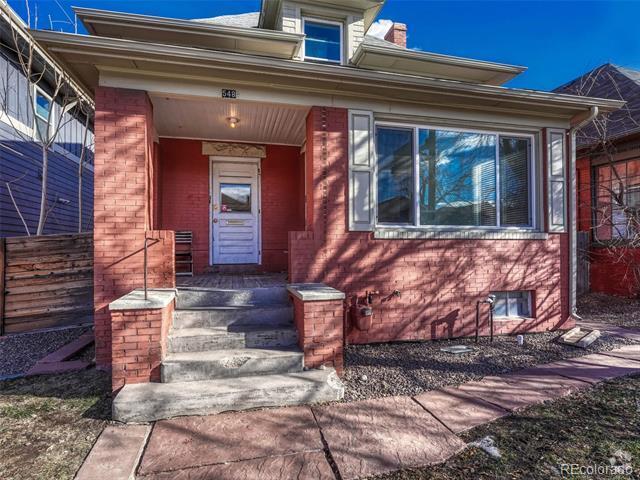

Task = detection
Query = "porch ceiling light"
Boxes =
[227,116,240,128]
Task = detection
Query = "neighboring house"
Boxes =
[33,0,622,420]
[554,64,640,296]
[0,1,94,237]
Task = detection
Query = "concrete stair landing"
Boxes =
[113,285,344,423]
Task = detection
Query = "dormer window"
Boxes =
[302,18,343,64]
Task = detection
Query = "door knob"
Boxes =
[213,218,218,223]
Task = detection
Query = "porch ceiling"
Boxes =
[150,95,309,145]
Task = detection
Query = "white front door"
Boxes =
[211,160,260,264]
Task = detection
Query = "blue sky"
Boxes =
[8,0,640,91]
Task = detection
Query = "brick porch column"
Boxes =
[94,87,175,370]
[289,106,348,283]
[287,284,345,374]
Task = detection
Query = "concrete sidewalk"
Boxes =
[77,343,640,480]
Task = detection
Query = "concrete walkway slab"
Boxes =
[519,353,640,385]
[599,344,640,363]
[579,321,640,342]
[138,406,324,476]
[414,387,509,433]
[138,451,334,480]
[75,424,149,480]
[312,396,466,480]
[456,373,588,412]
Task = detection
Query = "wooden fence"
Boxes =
[577,231,590,296]
[0,233,93,335]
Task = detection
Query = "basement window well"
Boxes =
[491,291,532,318]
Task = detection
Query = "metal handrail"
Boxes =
[143,237,159,301]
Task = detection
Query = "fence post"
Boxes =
[0,238,5,336]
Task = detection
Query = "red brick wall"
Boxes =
[289,106,572,344]
[261,145,305,271]
[158,138,210,274]
[292,296,344,374]
[158,139,303,273]
[575,154,640,296]
[111,299,174,391]
[591,247,640,297]
[93,87,175,368]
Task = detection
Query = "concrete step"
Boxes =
[176,287,289,309]
[113,368,344,423]
[172,305,293,329]
[161,347,304,383]
[167,326,298,353]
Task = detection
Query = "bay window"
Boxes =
[376,124,534,229]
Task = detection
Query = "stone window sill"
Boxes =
[493,316,536,322]
[374,229,549,240]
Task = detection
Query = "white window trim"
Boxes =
[0,109,34,137]
[301,17,344,65]
[374,120,538,232]
[33,85,54,139]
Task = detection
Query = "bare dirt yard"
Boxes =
[0,367,111,480]
[578,293,640,330]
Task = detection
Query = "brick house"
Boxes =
[34,1,622,421]
[555,64,640,297]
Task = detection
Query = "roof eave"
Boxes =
[31,30,625,117]
[75,7,303,44]
[353,42,526,85]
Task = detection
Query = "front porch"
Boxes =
[176,272,287,289]
[154,94,309,276]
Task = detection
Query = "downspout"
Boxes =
[568,106,599,319]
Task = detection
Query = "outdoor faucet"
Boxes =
[366,290,380,305]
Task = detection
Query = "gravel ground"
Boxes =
[342,331,636,402]
[578,293,640,329]
[0,327,92,378]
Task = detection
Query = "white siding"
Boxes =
[347,15,365,59]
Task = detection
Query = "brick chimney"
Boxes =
[384,22,407,48]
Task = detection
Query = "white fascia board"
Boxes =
[352,42,526,85]
[32,30,625,115]
[74,7,304,45]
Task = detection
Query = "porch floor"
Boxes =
[176,273,287,289]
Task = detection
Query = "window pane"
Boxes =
[220,183,251,212]
[35,117,48,141]
[419,129,496,226]
[35,92,50,120]
[304,21,341,62]
[500,137,532,227]
[516,294,531,317]
[493,293,507,316]
[376,127,414,224]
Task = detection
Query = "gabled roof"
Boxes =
[554,63,640,146]
[259,0,385,31]
[193,12,260,29]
